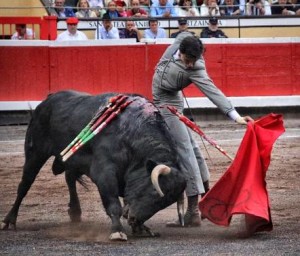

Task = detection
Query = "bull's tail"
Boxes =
[52,158,89,190]
[77,176,90,191]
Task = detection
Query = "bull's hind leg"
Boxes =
[65,170,82,222]
[1,153,48,230]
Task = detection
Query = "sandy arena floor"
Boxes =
[0,115,299,255]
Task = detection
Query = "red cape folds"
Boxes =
[199,113,285,234]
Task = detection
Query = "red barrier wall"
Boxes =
[1,42,300,102]
[0,46,50,100]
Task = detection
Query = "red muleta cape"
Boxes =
[199,113,285,234]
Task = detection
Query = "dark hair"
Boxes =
[102,13,111,20]
[148,18,158,26]
[179,36,204,60]
[16,24,26,28]
[179,0,192,7]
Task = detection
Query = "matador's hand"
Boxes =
[235,116,254,125]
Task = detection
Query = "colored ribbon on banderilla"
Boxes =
[167,105,234,161]
[60,95,132,162]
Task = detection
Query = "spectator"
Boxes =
[11,24,35,40]
[200,0,221,16]
[56,17,88,40]
[291,0,300,14]
[150,0,178,17]
[271,0,296,15]
[53,0,76,17]
[115,0,128,16]
[119,20,142,41]
[76,0,98,17]
[176,0,201,16]
[95,14,120,39]
[139,0,151,12]
[144,18,167,38]
[237,0,246,14]
[127,0,149,17]
[220,0,241,15]
[104,0,129,5]
[104,0,123,18]
[64,0,79,12]
[170,18,195,38]
[245,0,271,15]
[65,0,79,6]
[88,0,106,17]
[200,16,228,37]
[195,0,205,9]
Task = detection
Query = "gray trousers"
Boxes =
[162,109,210,196]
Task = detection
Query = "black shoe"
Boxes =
[166,214,201,227]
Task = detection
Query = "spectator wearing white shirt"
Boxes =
[200,0,221,16]
[56,17,88,41]
[176,0,200,16]
[11,24,35,40]
[88,0,106,17]
[144,18,167,39]
[94,14,120,39]
[245,0,271,15]
[89,0,105,9]
[76,0,98,18]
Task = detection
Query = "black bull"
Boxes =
[1,90,186,241]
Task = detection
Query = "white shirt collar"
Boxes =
[173,49,180,60]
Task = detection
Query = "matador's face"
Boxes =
[179,52,197,69]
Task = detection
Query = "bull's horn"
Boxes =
[151,164,171,197]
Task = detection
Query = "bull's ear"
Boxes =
[146,159,158,174]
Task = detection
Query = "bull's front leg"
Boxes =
[97,188,127,241]
[90,164,127,241]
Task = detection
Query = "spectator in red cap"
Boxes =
[114,0,128,16]
[56,17,88,40]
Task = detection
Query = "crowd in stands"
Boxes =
[10,0,300,41]
[52,15,228,40]
[48,0,300,17]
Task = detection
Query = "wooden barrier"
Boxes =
[0,38,299,110]
[0,16,58,40]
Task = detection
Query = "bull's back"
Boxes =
[27,91,116,155]
[27,90,171,163]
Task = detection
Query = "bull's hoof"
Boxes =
[132,230,160,238]
[0,221,16,230]
[131,224,160,237]
[68,209,82,223]
[109,231,127,241]
[69,215,82,223]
